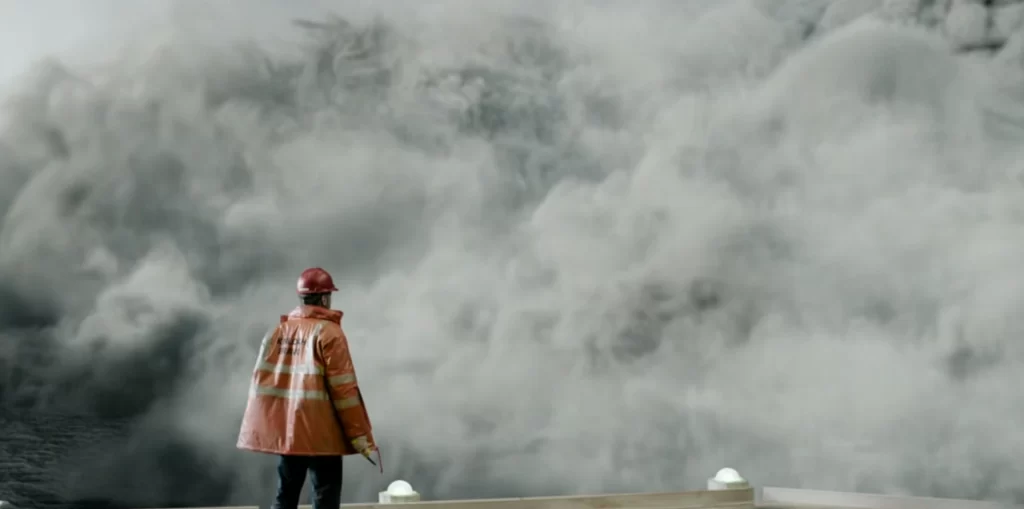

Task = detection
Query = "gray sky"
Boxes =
[0,0,145,83]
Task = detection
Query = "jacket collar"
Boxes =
[281,305,343,324]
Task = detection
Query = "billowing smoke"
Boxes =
[3,0,1024,507]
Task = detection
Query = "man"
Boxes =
[237,267,379,509]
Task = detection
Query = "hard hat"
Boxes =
[297,267,339,295]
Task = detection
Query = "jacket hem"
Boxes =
[238,445,356,456]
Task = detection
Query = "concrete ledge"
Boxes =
[144,487,1021,509]
[296,488,755,509]
[758,487,1022,509]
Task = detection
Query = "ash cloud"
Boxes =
[2,0,1024,507]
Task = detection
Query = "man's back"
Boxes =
[237,304,375,457]
[239,268,378,509]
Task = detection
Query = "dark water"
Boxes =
[0,412,244,509]
[0,413,129,509]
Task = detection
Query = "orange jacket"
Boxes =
[236,305,376,456]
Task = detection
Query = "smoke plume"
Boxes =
[2,0,1024,507]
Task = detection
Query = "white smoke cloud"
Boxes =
[2,0,1024,507]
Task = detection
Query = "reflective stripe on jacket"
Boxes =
[236,305,376,456]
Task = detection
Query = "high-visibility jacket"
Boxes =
[236,305,376,456]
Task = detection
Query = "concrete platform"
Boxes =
[153,486,1023,509]
[758,487,1020,509]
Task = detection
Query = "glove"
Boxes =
[351,436,375,458]
[352,436,384,474]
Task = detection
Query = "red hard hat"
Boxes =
[297,267,339,295]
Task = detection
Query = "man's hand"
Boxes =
[352,436,376,458]
[353,436,384,474]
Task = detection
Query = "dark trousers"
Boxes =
[271,455,343,509]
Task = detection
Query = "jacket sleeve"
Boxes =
[318,326,373,447]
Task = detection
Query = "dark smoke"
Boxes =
[3,1,1024,508]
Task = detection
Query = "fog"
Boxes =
[2,0,1024,507]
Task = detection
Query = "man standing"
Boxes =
[238,267,379,509]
